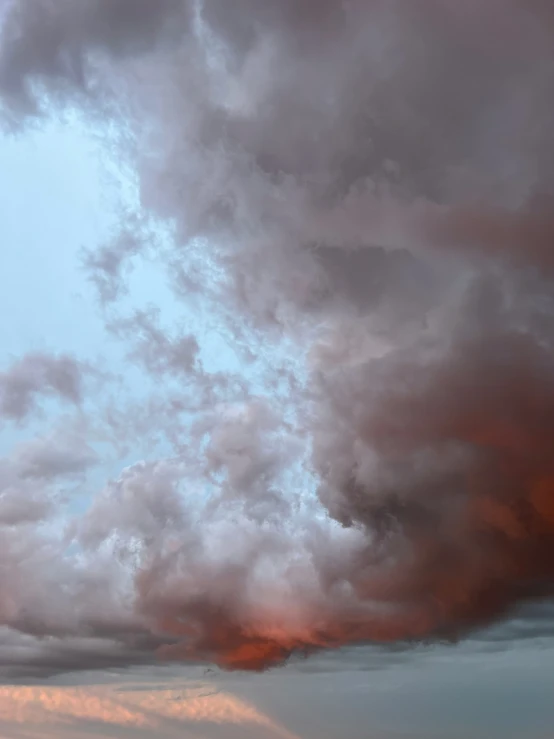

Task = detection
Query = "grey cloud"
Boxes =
[0,422,98,525]
[2,0,554,681]
[109,307,199,378]
[0,0,190,117]
[0,353,88,421]
[83,232,143,306]
[14,429,98,480]
[201,399,302,521]
[0,630,158,681]
[0,478,53,526]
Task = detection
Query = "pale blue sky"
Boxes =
[0,118,108,358]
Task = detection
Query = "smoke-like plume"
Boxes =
[1,0,554,678]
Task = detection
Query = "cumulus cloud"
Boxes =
[1,0,554,679]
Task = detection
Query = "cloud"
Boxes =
[0,353,88,422]
[109,306,199,378]
[13,428,99,480]
[1,0,554,680]
[0,419,99,529]
[0,681,301,739]
[0,0,190,117]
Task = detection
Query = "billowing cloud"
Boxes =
[1,0,554,680]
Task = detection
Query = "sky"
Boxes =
[1,1,554,737]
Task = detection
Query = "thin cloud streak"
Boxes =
[0,682,302,739]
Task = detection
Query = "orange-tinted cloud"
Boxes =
[0,682,301,739]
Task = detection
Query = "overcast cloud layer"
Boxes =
[1,0,554,680]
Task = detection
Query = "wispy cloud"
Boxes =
[0,681,302,739]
